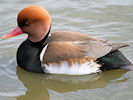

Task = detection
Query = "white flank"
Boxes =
[40,44,48,62]
[41,60,101,75]
[48,33,51,36]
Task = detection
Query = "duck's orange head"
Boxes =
[3,5,51,42]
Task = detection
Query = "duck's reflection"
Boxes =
[16,67,49,100]
[16,66,127,100]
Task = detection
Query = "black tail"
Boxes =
[97,50,133,71]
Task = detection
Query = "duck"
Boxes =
[3,5,133,75]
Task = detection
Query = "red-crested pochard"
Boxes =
[3,5,133,75]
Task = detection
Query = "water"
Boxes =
[0,0,133,100]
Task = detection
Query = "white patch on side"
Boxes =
[41,61,101,75]
[48,33,51,36]
[40,44,48,62]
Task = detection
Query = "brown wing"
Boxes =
[43,31,110,45]
[42,31,129,63]
[42,41,112,63]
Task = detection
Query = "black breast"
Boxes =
[17,39,43,73]
[17,28,50,73]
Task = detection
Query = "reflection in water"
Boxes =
[16,67,49,100]
[16,66,127,100]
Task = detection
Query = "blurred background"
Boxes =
[0,0,133,100]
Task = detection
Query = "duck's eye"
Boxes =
[24,21,30,26]
[21,21,30,27]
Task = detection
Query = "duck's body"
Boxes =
[3,5,133,75]
[17,30,131,75]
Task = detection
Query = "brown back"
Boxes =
[42,31,128,63]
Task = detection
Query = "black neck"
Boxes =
[17,28,51,73]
